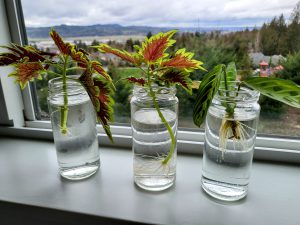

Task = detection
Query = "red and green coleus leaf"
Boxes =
[50,29,110,81]
[69,46,89,67]
[9,62,45,89]
[93,76,114,141]
[159,69,193,94]
[79,70,114,142]
[140,30,176,63]
[91,61,112,81]
[50,29,89,65]
[161,49,205,71]
[95,44,142,66]
[127,77,146,86]
[50,29,73,55]
[0,44,55,66]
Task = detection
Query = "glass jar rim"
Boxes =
[133,84,176,95]
[48,75,85,96]
[48,75,80,85]
[215,82,260,103]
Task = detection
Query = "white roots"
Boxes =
[134,153,175,176]
[219,118,255,156]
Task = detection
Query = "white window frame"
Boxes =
[0,0,299,163]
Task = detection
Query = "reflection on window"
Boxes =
[22,0,300,136]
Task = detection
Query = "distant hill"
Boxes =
[26,24,252,39]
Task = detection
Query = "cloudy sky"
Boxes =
[22,0,299,28]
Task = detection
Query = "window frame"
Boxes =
[0,0,300,163]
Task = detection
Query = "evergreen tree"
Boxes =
[146,31,152,39]
[125,38,134,52]
[286,2,300,54]
[278,51,300,85]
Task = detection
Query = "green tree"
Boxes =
[286,2,300,54]
[260,18,286,55]
[124,38,134,52]
[278,51,300,85]
[146,31,152,39]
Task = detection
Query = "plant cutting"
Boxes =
[95,30,205,190]
[193,62,300,201]
[0,30,114,180]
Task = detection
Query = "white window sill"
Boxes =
[1,123,300,163]
[0,136,299,225]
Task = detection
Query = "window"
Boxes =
[1,0,299,161]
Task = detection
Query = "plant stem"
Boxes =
[223,67,229,94]
[222,67,235,117]
[60,56,69,134]
[147,72,176,165]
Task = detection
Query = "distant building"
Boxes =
[249,52,285,67]
[259,61,269,77]
[259,60,284,77]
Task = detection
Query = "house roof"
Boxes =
[259,60,269,66]
[274,65,284,70]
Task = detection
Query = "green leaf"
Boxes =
[193,64,225,127]
[244,77,300,109]
[220,61,236,90]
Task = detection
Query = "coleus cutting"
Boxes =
[0,30,114,141]
[95,30,205,164]
[193,62,300,150]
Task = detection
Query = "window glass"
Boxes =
[21,0,300,136]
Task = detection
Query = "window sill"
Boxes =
[1,124,300,163]
[0,136,299,225]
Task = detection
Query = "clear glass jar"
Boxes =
[131,85,178,191]
[48,77,100,180]
[201,85,260,201]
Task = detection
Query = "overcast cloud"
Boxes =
[22,0,299,27]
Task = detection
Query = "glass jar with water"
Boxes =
[131,85,178,191]
[202,86,260,201]
[48,77,100,180]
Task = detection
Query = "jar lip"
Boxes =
[133,84,177,96]
[215,83,260,103]
[48,75,86,96]
[48,75,80,85]
[133,84,176,91]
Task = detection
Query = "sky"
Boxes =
[22,0,299,28]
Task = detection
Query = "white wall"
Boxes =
[0,0,25,127]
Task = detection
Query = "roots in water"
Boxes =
[219,118,255,157]
[134,153,174,176]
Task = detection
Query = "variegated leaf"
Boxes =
[79,70,114,142]
[93,76,114,141]
[91,61,111,81]
[140,30,176,63]
[50,30,72,55]
[0,44,55,66]
[244,77,300,108]
[9,62,45,89]
[160,69,193,94]
[193,64,225,127]
[161,49,204,71]
[95,44,142,65]
[69,46,89,67]
[127,77,146,86]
